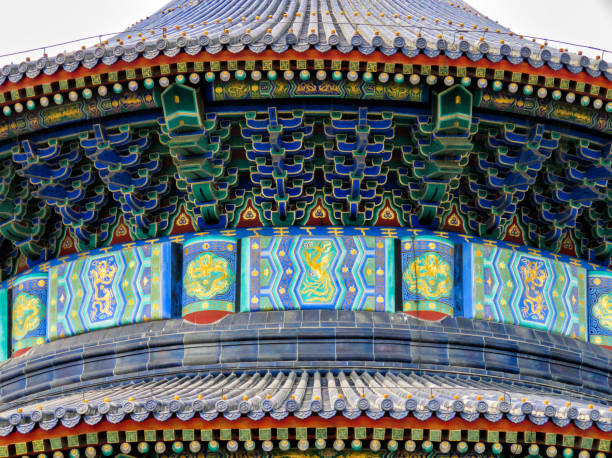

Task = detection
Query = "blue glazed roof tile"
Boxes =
[1,370,610,435]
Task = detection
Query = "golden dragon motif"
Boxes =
[519,260,548,320]
[89,259,118,321]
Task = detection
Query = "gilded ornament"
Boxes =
[403,252,452,300]
[592,293,612,332]
[12,292,45,339]
[299,240,336,303]
[88,257,118,322]
[184,252,234,300]
[518,258,548,321]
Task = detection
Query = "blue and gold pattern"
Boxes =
[182,236,237,319]
[401,237,455,319]
[593,294,612,330]
[12,273,48,354]
[404,252,452,300]
[518,258,549,322]
[241,236,394,312]
[588,271,612,348]
[1,226,611,352]
[87,257,119,322]
[48,243,172,340]
[472,244,587,340]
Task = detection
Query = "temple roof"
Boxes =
[1,370,610,435]
[122,0,530,52]
[0,0,610,87]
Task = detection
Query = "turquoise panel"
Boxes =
[401,236,455,319]
[47,242,172,340]
[12,272,48,354]
[182,236,237,317]
[241,236,394,312]
[588,270,612,348]
[471,244,587,340]
[0,287,7,360]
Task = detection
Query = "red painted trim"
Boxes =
[404,310,450,321]
[182,310,233,324]
[3,49,611,98]
[0,415,607,445]
[11,347,31,358]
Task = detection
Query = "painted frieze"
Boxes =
[588,270,612,349]
[401,236,455,320]
[0,90,157,141]
[47,242,172,340]
[211,79,428,102]
[182,236,237,323]
[12,272,48,355]
[471,244,587,340]
[241,236,394,312]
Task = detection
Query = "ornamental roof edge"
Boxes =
[0,0,610,89]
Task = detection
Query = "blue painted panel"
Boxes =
[588,270,612,348]
[182,236,237,320]
[401,236,455,319]
[47,242,172,339]
[241,236,394,312]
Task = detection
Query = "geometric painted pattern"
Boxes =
[401,236,455,320]
[182,236,237,321]
[472,244,587,340]
[588,270,612,348]
[241,236,394,312]
[48,242,172,340]
[12,272,48,354]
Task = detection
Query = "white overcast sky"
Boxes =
[0,0,609,65]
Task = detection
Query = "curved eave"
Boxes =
[0,371,610,437]
[1,48,611,106]
[0,311,610,439]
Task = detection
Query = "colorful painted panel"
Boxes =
[0,287,7,361]
[12,272,48,354]
[0,90,157,141]
[471,244,587,340]
[48,242,172,340]
[182,236,237,323]
[588,271,612,349]
[479,89,612,134]
[211,80,428,102]
[401,236,455,320]
[241,236,394,312]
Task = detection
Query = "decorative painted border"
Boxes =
[0,422,608,454]
[0,226,609,358]
[6,227,608,291]
[0,53,611,141]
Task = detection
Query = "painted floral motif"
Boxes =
[592,293,612,332]
[403,252,452,300]
[12,292,45,339]
[184,252,234,300]
[299,240,336,303]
